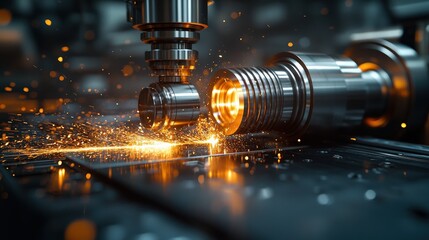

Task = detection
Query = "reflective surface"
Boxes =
[209,40,429,137]
[138,82,201,129]
[128,0,209,130]
[127,0,208,31]
[210,74,244,133]
[2,115,429,239]
[67,138,429,239]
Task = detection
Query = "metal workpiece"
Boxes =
[138,83,200,130]
[209,40,429,137]
[127,0,208,130]
[209,54,367,136]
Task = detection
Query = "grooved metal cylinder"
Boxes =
[127,0,208,82]
[209,40,429,137]
[127,0,208,130]
[139,83,200,130]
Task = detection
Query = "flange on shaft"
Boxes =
[345,40,429,136]
[209,40,429,137]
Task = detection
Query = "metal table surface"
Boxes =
[1,118,429,240]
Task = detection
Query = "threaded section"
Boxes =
[209,67,287,135]
[232,67,283,132]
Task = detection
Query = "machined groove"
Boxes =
[209,40,428,137]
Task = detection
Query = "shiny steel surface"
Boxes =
[128,0,208,130]
[209,40,429,137]
[346,40,429,136]
[141,30,200,44]
[139,83,200,130]
[127,0,208,30]
[146,49,197,62]
[127,0,208,81]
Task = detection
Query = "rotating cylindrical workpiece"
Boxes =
[127,0,208,130]
[209,40,429,137]
[139,83,200,130]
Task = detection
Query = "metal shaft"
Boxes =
[127,0,208,130]
[209,40,429,137]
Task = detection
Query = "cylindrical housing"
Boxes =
[209,40,429,137]
[139,83,200,130]
[127,0,208,31]
[345,40,429,136]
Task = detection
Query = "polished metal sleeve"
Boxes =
[209,40,429,137]
[139,83,200,130]
[127,0,208,31]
